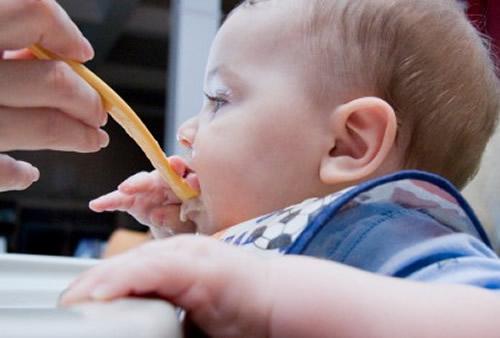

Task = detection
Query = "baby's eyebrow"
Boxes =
[207,65,244,90]
[206,67,221,83]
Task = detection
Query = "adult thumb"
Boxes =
[0,154,40,192]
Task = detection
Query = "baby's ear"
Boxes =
[320,97,397,185]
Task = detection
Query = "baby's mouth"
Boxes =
[176,157,202,223]
[181,159,200,193]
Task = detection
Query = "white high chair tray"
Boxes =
[0,254,181,338]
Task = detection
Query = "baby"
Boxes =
[91,0,498,240]
[62,0,500,336]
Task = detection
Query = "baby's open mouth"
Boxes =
[181,159,200,193]
[178,157,203,223]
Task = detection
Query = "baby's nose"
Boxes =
[177,117,198,149]
[177,133,193,148]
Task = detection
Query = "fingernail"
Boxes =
[17,162,40,187]
[81,37,95,62]
[88,199,104,212]
[90,285,113,300]
[98,130,110,148]
[88,200,97,210]
[100,113,108,127]
[31,166,40,182]
[58,288,70,306]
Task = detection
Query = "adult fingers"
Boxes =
[0,154,39,192]
[0,106,109,152]
[0,0,93,62]
[0,60,106,128]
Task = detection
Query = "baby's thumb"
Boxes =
[0,155,40,192]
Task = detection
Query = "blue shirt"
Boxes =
[216,171,500,290]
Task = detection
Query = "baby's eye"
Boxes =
[204,92,228,113]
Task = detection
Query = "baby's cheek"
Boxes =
[191,138,256,229]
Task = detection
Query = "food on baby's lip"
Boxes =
[29,44,198,202]
[180,196,205,223]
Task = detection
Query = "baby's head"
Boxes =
[178,0,499,234]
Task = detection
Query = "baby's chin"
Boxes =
[180,196,214,235]
[180,192,253,235]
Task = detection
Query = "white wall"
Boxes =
[463,127,500,250]
[166,0,221,155]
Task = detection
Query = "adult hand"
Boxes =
[0,0,109,192]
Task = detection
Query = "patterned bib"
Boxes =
[213,171,489,257]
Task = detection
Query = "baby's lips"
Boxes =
[168,155,201,193]
[184,171,201,193]
[182,158,201,193]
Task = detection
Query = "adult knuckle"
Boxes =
[42,109,91,153]
[28,0,57,30]
[82,128,101,152]
[18,0,55,34]
[81,85,104,122]
[48,61,77,100]
[90,91,104,116]
[17,0,45,15]
[37,107,99,153]
[41,110,65,147]
[67,126,100,153]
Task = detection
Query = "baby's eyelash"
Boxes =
[204,92,228,112]
[204,91,228,102]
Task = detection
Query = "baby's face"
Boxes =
[179,2,332,234]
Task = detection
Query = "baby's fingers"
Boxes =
[117,171,169,195]
[118,165,189,203]
[60,236,271,338]
[60,237,218,306]
[60,256,131,305]
[60,244,182,305]
[119,156,191,194]
[89,191,134,212]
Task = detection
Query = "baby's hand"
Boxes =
[89,156,199,237]
[60,235,272,338]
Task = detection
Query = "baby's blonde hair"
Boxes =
[241,0,500,189]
